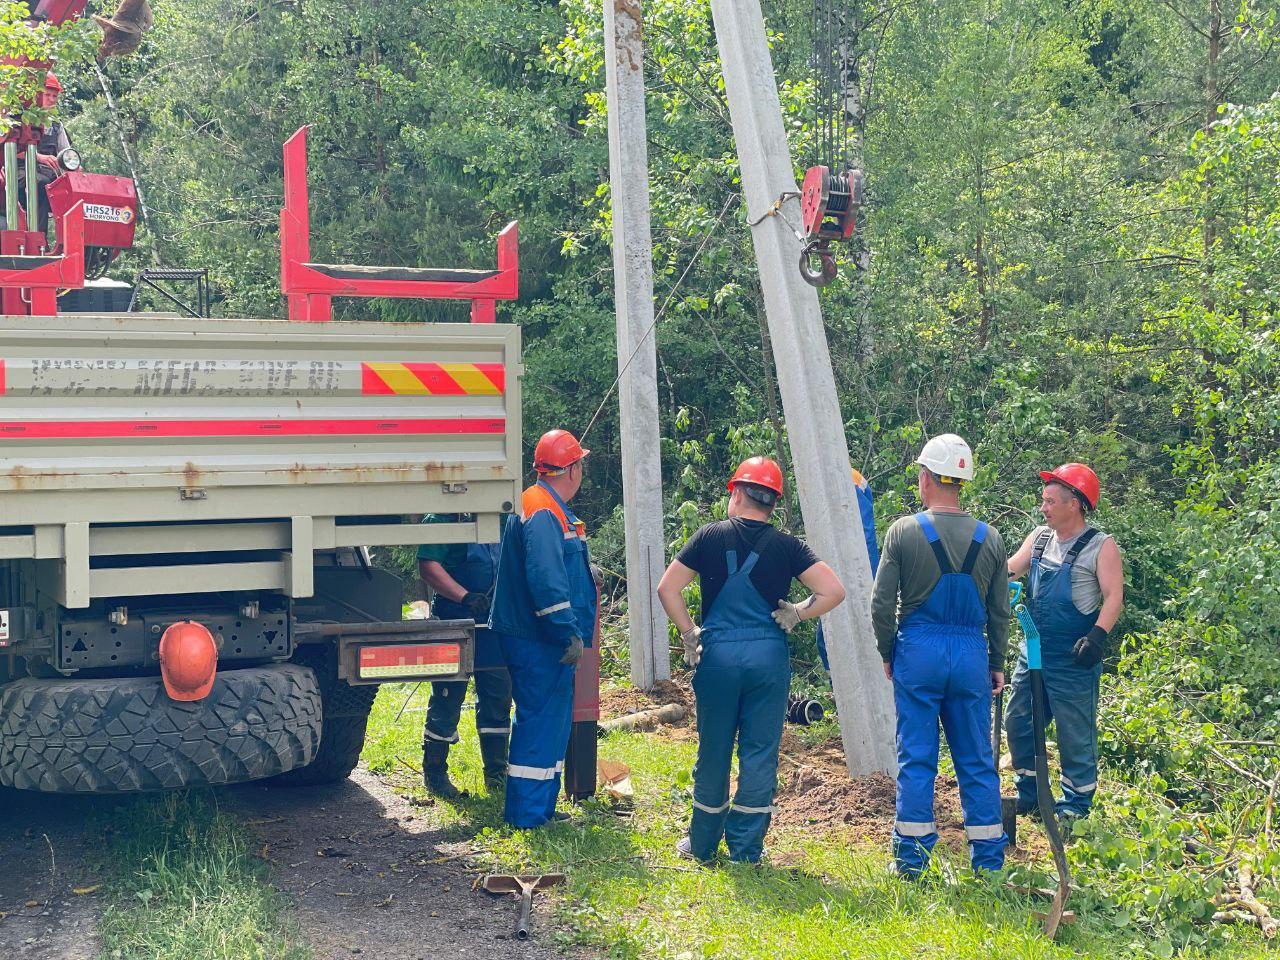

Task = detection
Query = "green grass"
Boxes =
[363,682,1265,960]
[93,791,308,960]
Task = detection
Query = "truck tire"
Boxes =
[270,646,376,787]
[0,664,321,793]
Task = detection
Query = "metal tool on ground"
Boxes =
[991,681,1017,849]
[480,873,566,941]
[1011,581,1071,938]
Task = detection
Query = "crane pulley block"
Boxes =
[798,165,862,287]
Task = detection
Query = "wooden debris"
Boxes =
[599,703,685,733]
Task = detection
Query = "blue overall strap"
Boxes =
[959,521,988,575]
[914,513,953,574]
[1062,528,1099,566]
[725,523,776,577]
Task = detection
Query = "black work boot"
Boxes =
[422,739,466,800]
[479,735,509,792]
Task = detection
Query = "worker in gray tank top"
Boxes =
[1006,463,1124,824]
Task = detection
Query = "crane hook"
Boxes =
[799,241,838,287]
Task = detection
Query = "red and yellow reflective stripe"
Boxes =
[361,362,505,396]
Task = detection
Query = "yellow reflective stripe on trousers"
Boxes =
[731,803,777,815]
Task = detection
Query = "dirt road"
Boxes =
[228,768,572,960]
[0,791,104,960]
[0,770,576,960]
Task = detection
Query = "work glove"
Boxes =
[461,591,491,621]
[1071,625,1108,668]
[560,636,585,665]
[590,564,605,588]
[681,626,703,668]
[772,599,804,633]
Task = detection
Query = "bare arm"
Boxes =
[795,561,845,619]
[1094,537,1124,632]
[1007,530,1037,578]
[657,559,699,635]
[419,559,467,603]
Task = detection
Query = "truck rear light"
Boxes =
[358,642,461,680]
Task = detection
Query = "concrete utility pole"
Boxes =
[707,0,896,774]
[604,0,670,689]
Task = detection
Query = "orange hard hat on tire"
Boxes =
[1040,462,1100,511]
[158,621,219,702]
[727,456,784,505]
[533,429,588,475]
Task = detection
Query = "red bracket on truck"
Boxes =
[279,126,518,323]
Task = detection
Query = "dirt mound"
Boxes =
[772,737,969,853]
[600,678,693,723]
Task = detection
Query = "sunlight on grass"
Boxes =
[362,682,1260,960]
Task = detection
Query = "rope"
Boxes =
[580,193,737,443]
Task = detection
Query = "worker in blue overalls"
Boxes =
[657,456,846,863]
[489,429,597,829]
[1006,463,1124,824]
[816,466,879,672]
[872,434,1010,877]
[418,513,510,799]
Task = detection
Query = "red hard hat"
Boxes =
[1040,462,1100,511]
[533,429,588,474]
[44,71,61,92]
[727,456,784,496]
[158,621,219,702]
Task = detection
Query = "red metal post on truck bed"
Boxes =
[0,201,85,315]
[279,126,518,322]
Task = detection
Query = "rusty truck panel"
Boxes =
[0,314,522,606]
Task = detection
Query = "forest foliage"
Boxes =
[22,0,1280,951]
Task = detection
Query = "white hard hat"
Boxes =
[916,433,974,482]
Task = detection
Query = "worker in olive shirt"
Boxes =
[658,456,846,863]
[872,434,1009,877]
[418,514,511,799]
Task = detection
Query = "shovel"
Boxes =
[992,686,1018,850]
[1011,582,1071,940]
[481,872,566,940]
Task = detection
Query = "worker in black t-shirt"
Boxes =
[656,456,846,863]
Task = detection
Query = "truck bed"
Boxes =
[0,314,522,607]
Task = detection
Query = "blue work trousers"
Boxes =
[893,627,1006,875]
